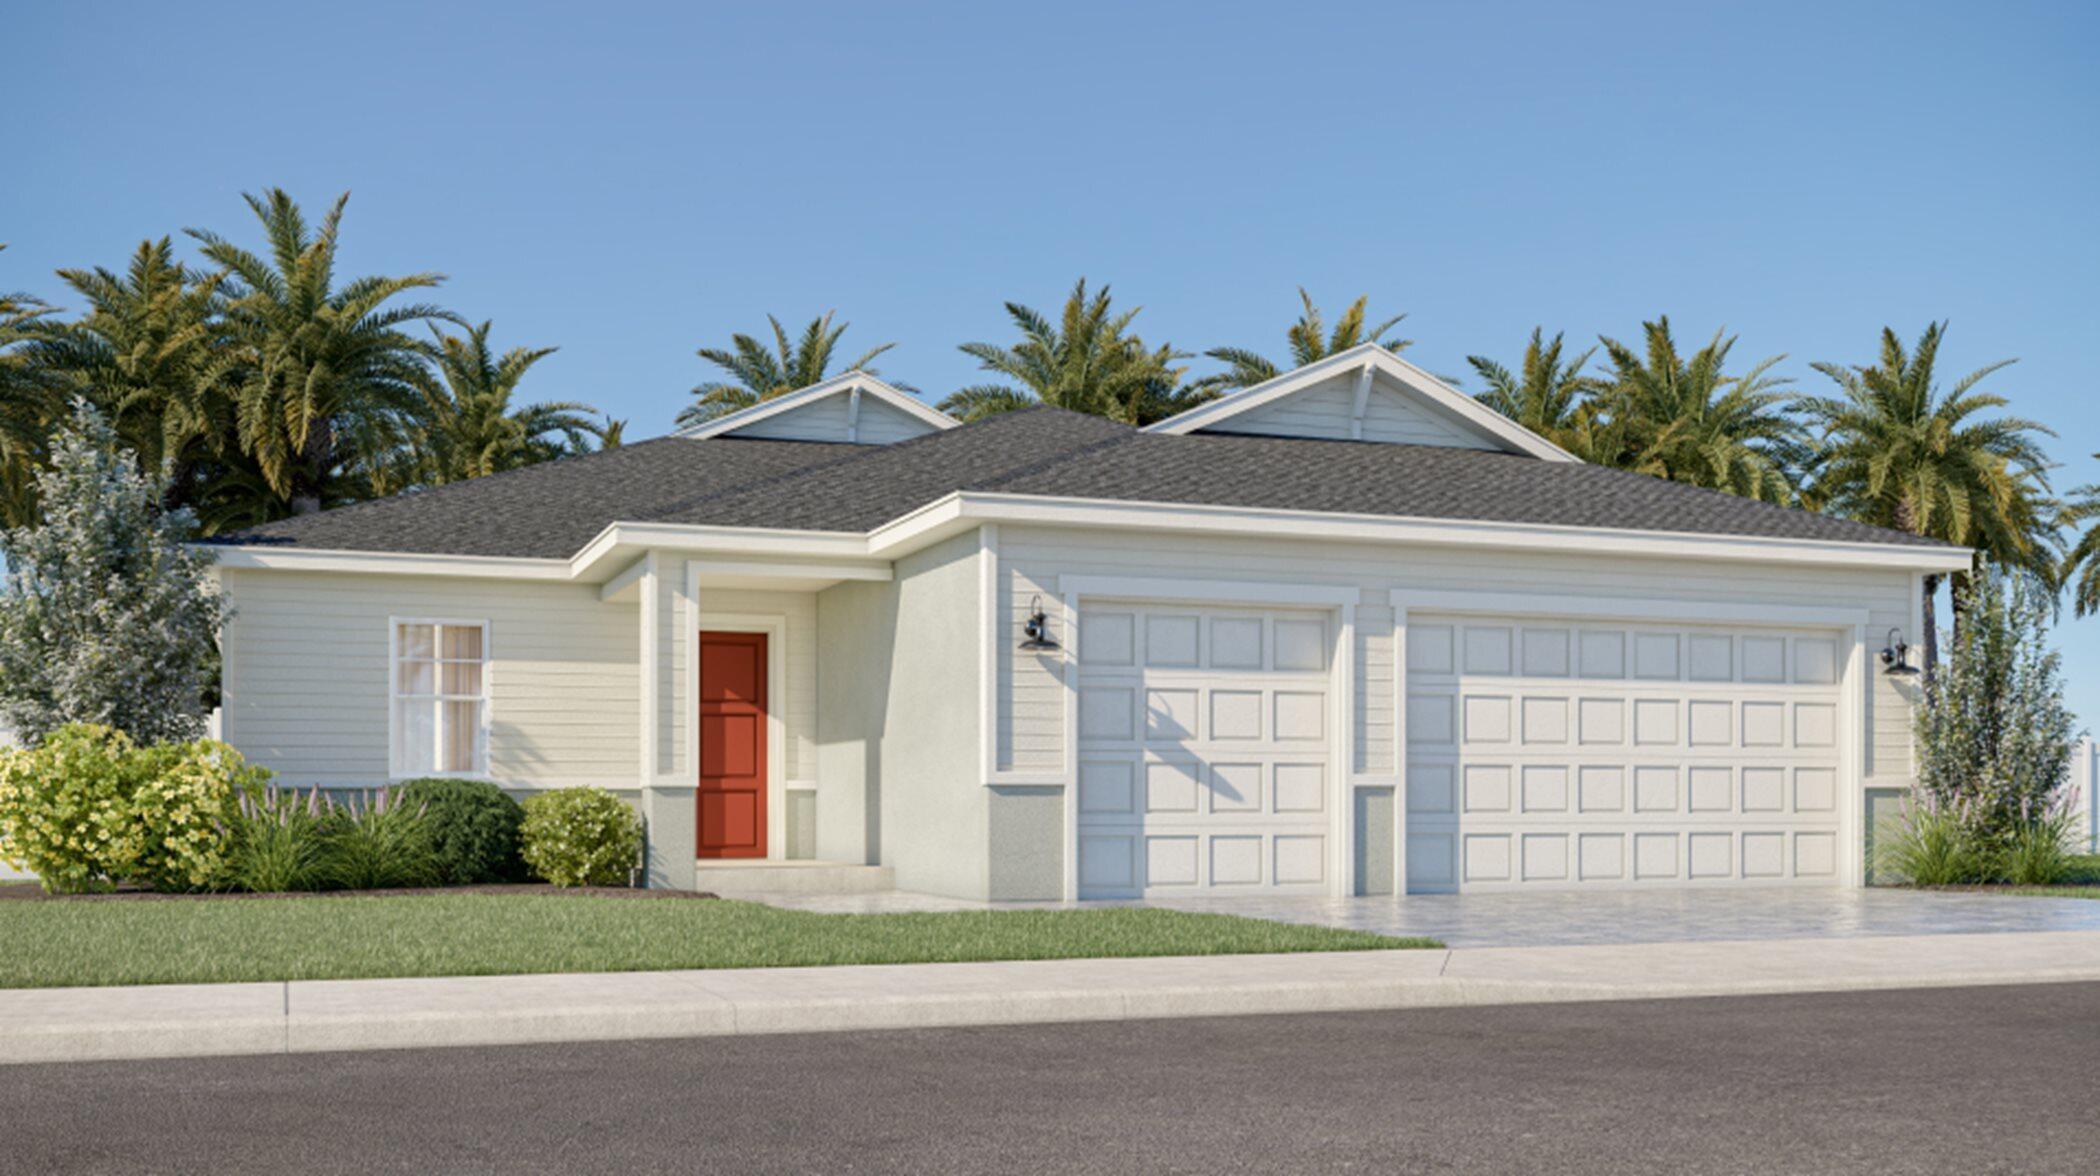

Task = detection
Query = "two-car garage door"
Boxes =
[1404,616,1846,891]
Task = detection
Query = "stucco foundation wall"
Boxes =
[218,569,638,788]
[995,526,1920,788]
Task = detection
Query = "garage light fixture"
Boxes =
[1020,594,1061,651]
[1879,628,1919,676]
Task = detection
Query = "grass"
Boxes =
[0,894,1436,989]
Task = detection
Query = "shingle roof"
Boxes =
[215,407,1950,556]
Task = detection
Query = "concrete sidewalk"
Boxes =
[7,929,2100,1066]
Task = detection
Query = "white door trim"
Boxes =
[1391,587,1873,892]
[1057,575,1361,900]
[687,557,791,860]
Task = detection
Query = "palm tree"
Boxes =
[18,238,230,509]
[679,312,897,427]
[0,244,62,527]
[1196,290,1411,395]
[1466,328,1608,457]
[1594,316,1805,504]
[1798,323,2058,679]
[188,189,451,515]
[2062,479,2100,618]
[940,279,1197,425]
[389,321,603,490]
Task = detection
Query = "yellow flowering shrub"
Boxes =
[0,724,267,893]
[520,787,642,887]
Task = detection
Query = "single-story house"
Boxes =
[208,343,1968,899]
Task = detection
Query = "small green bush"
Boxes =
[397,778,525,885]
[320,788,437,890]
[2001,799,2081,886]
[0,724,262,893]
[227,785,331,893]
[520,787,641,888]
[1875,796,1991,886]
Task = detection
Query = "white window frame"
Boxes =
[388,616,493,780]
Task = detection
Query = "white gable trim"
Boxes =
[675,372,956,441]
[1148,342,1578,463]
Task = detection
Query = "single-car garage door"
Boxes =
[1404,615,1846,891]
[1076,603,1336,898]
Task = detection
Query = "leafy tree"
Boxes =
[940,278,1198,425]
[18,239,230,511]
[1594,316,1805,503]
[1466,327,1610,458]
[385,321,602,490]
[1196,290,1411,395]
[0,401,225,745]
[1911,568,2075,852]
[1797,323,2057,678]
[188,189,452,516]
[679,312,897,427]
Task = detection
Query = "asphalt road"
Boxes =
[3,983,2097,1175]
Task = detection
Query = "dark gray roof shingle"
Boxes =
[214,406,1949,556]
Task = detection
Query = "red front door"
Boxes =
[698,631,767,858]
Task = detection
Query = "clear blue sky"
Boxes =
[6,1,2097,721]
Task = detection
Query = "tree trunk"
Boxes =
[1921,572,1941,697]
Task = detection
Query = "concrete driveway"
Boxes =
[756,886,2100,948]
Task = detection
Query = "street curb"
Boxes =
[7,934,2100,1066]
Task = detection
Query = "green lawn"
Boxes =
[0,894,1436,989]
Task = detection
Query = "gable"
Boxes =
[681,373,956,444]
[1149,343,1576,462]
[1196,366,1496,449]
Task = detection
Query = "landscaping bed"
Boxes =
[0,893,1436,989]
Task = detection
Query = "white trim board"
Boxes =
[674,372,957,440]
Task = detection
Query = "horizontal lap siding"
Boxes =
[994,527,1918,785]
[221,569,639,787]
[855,398,936,444]
[728,394,853,442]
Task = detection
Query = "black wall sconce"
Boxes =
[1879,628,1919,676]
[1020,594,1061,651]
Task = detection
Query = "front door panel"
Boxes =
[698,631,767,858]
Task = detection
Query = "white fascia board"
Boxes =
[903,491,1975,574]
[1148,342,1577,463]
[674,372,956,440]
[203,545,572,580]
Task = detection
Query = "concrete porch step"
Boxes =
[693,861,895,895]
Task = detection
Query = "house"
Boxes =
[207,344,1969,900]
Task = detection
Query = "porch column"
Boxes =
[638,552,698,889]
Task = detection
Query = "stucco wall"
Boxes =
[876,531,986,897]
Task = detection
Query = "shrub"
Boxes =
[397,778,525,885]
[227,785,331,893]
[0,724,268,893]
[1874,795,1993,886]
[0,724,144,893]
[520,787,641,888]
[2001,795,2082,886]
[319,788,437,890]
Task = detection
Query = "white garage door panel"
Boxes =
[1077,604,1334,898]
[1406,616,1844,892]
